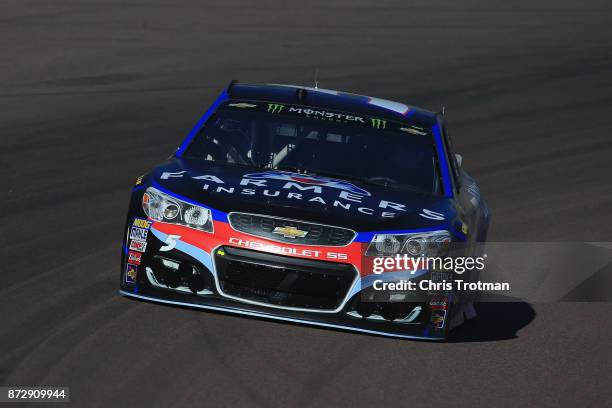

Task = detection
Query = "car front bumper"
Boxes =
[121,215,456,340]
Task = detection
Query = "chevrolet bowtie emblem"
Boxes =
[272,226,308,239]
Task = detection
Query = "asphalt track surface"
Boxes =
[1,1,612,407]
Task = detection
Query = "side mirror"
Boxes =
[455,153,463,168]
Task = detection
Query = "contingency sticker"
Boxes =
[133,218,152,229]
[129,227,149,241]
[129,239,147,252]
[128,251,142,265]
[429,296,448,308]
[430,309,447,329]
[125,263,138,284]
[129,218,152,250]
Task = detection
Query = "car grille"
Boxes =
[215,246,357,310]
[228,213,356,246]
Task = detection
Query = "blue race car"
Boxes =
[120,82,490,340]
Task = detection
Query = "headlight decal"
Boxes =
[142,186,215,232]
[356,226,462,243]
[365,230,451,257]
[148,183,228,222]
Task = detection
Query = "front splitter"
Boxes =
[119,286,445,341]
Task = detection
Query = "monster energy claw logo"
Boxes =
[267,103,285,114]
[370,118,387,129]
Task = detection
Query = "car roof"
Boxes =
[227,83,439,128]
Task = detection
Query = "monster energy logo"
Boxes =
[370,118,387,129]
[267,103,285,114]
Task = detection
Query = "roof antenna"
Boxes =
[314,68,319,89]
[441,106,446,116]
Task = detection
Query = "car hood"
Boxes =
[147,158,457,231]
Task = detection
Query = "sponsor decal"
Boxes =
[431,309,447,329]
[419,208,445,220]
[431,271,451,283]
[129,239,147,252]
[130,226,149,241]
[243,170,371,197]
[428,272,451,295]
[128,251,142,265]
[125,263,137,284]
[429,296,448,308]
[133,218,152,229]
[229,102,257,108]
[400,126,427,136]
[267,103,284,114]
[229,237,348,260]
[135,175,143,185]
[272,226,308,239]
[230,98,419,128]
[370,118,387,129]
[158,171,413,218]
[286,107,366,123]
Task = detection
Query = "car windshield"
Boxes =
[183,100,441,195]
